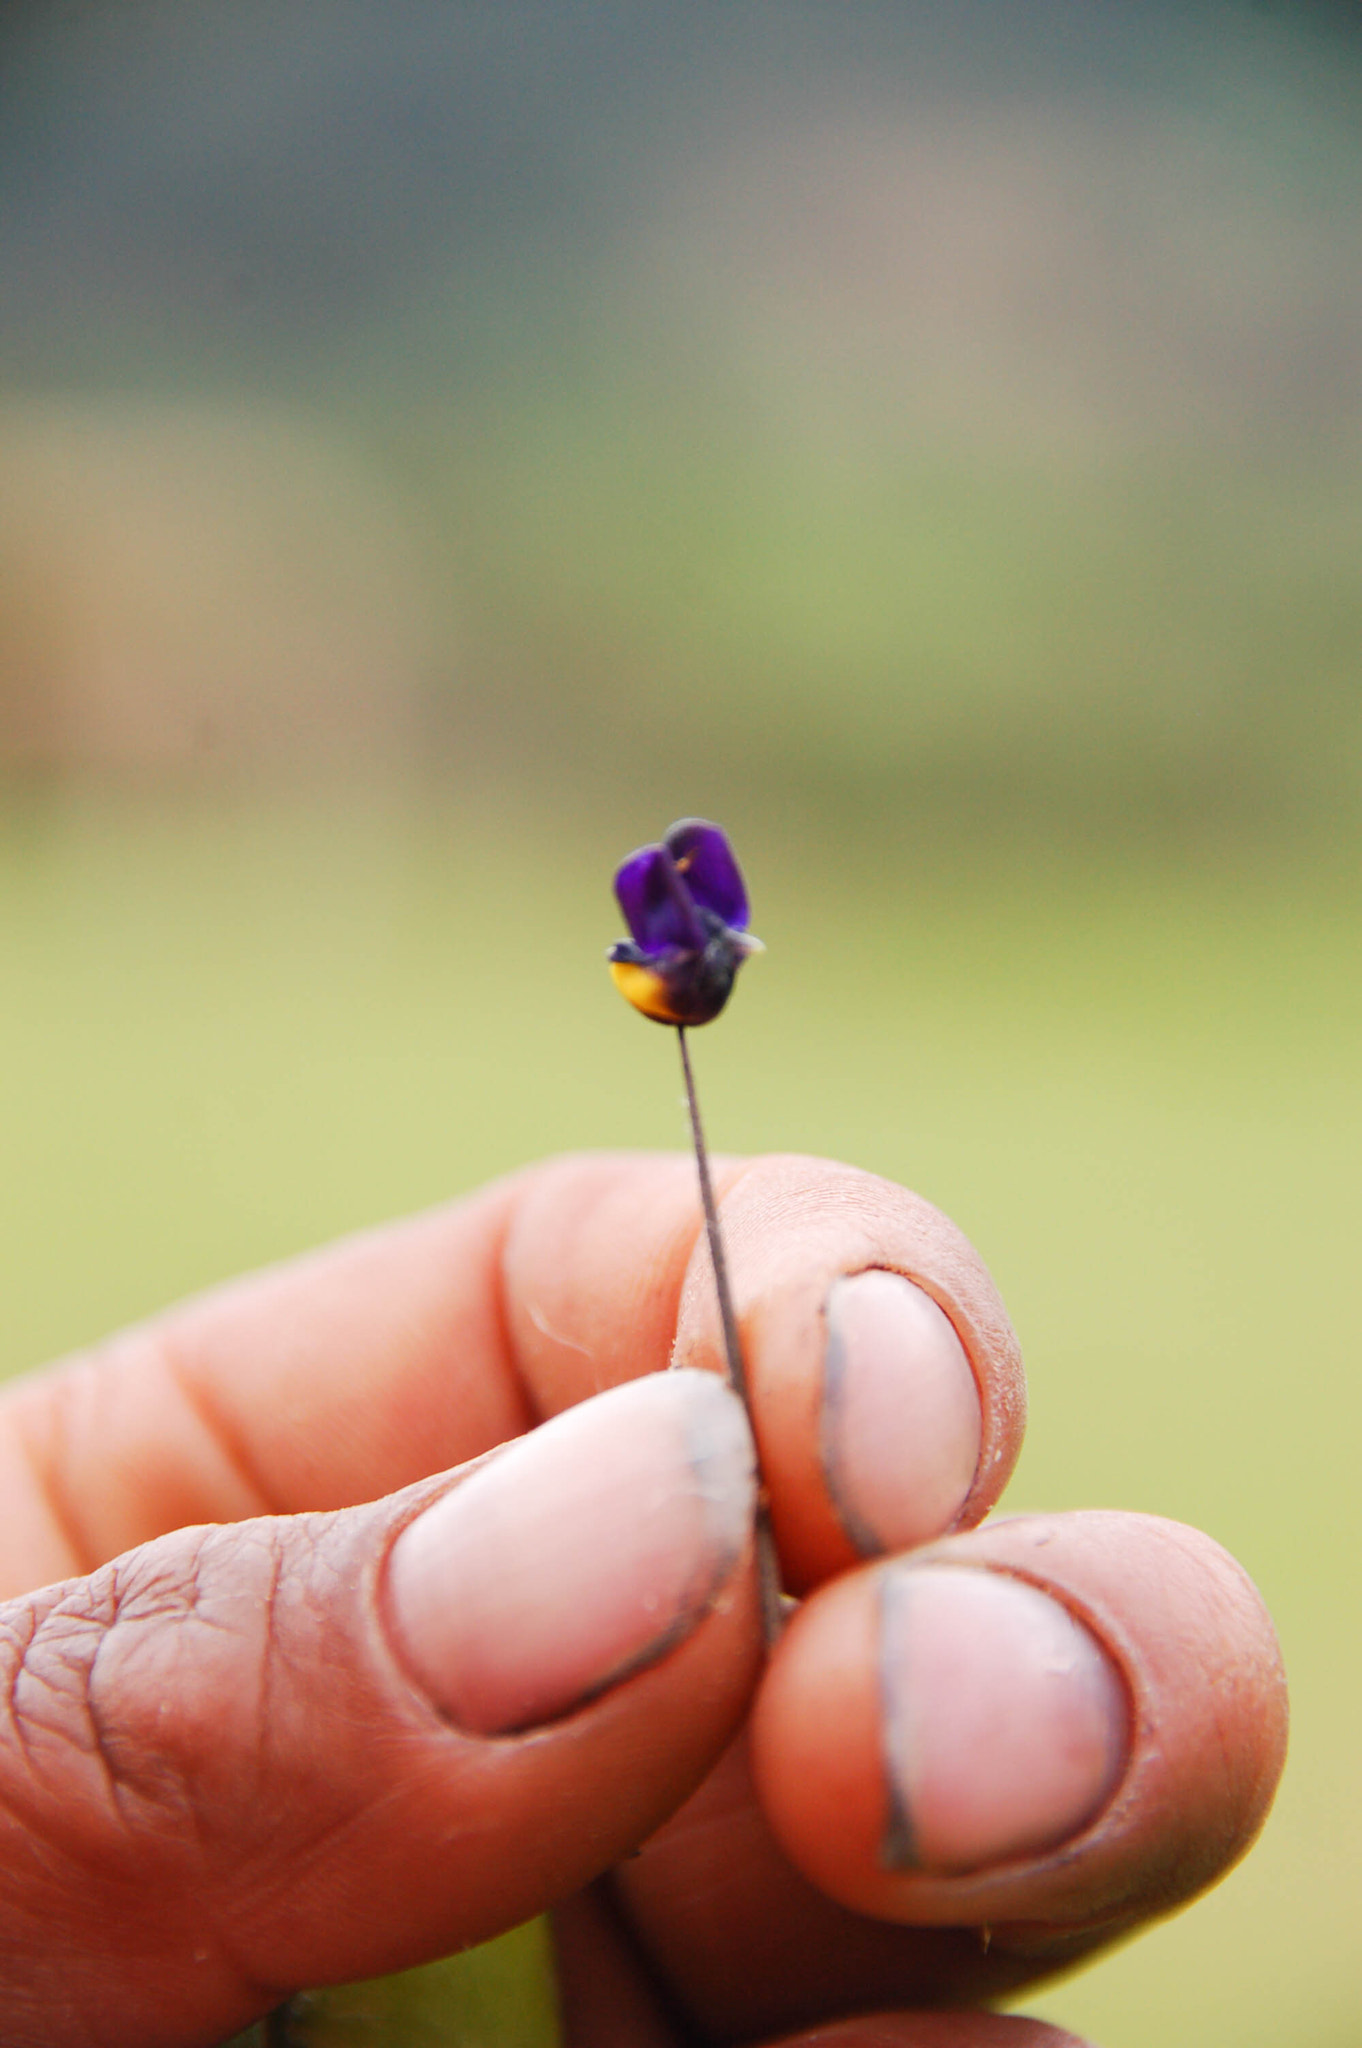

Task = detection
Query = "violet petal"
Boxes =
[614,843,706,956]
[663,820,749,931]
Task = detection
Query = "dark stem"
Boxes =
[676,1026,783,1645]
[677,1026,750,1409]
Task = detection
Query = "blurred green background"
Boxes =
[1,5,1360,2044]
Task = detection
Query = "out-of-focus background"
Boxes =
[1,4,1358,2042]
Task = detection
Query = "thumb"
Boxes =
[0,1370,759,2048]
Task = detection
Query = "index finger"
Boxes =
[0,1152,1025,1598]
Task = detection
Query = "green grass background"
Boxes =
[0,793,1356,2047]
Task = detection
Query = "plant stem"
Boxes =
[676,1027,784,1646]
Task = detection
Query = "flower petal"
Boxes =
[663,820,749,931]
[614,844,706,956]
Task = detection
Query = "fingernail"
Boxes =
[822,1271,982,1555]
[879,1565,1128,1873]
[384,1369,755,1736]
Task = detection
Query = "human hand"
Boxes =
[0,1154,1286,2047]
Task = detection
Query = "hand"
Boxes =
[0,1154,1286,2048]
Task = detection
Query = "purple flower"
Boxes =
[608,819,763,1026]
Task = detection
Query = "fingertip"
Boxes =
[751,1512,1286,1933]
[876,1567,1127,1876]
[822,1271,982,1558]
[384,1370,756,1735]
[768,2021,1095,2048]
[670,1157,1025,1591]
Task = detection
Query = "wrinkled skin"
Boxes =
[0,1153,1286,2048]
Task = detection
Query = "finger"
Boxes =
[1,1153,1024,1599]
[765,2024,1090,2048]
[766,2025,1088,2048]
[610,1515,1278,2039]
[553,1889,1092,2048]
[751,1512,1287,1946]
[553,1888,679,2048]
[609,1515,1285,2042]
[0,1370,761,2048]
[660,1158,1025,1589]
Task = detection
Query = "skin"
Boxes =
[0,1152,1287,2048]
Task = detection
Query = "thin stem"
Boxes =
[677,1026,749,1409]
[676,1026,784,1645]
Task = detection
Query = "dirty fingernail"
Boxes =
[879,1564,1128,1873]
[385,1368,755,1736]
[822,1270,982,1555]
